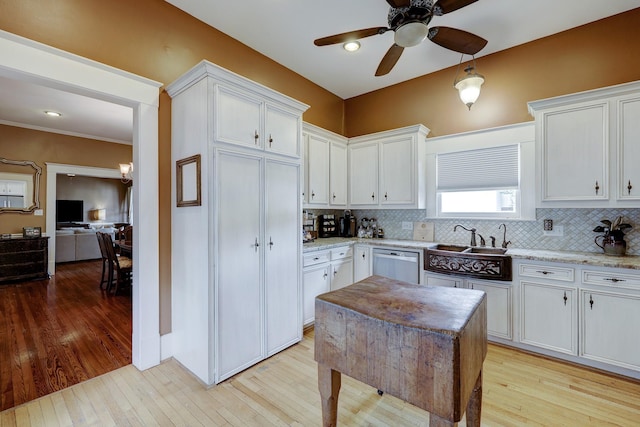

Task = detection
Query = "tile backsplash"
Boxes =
[307,208,640,256]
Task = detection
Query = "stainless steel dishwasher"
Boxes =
[372,247,420,284]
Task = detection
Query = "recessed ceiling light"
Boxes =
[44,110,62,117]
[343,41,361,52]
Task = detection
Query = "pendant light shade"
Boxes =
[453,55,484,110]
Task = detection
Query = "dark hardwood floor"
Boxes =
[0,260,132,412]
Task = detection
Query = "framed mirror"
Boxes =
[0,157,42,213]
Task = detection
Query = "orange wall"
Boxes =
[0,125,132,234]
[345,8,640,137]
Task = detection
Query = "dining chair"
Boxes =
[101,232,133,294]
[96,232,110,290]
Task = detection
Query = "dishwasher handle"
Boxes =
[373,253,418,263]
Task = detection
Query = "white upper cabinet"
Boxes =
[348,141,379,206]
[617,95,640,200]
[302,122,348,209]
[348,124,429,209]
[214,73,303,159]
[329,141,347,207]
[305,133,330,206]
[528,80,640,207]
[539,101,608,201]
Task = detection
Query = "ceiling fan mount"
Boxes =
[314,0,487,76]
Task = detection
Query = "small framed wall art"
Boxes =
[176,154,201,207]
[23,226,42,238]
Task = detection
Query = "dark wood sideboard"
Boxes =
[0,237,49,283]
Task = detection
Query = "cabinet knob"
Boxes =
[269,134,273,147]
[269,237,274,250]
[594,181,599,195]
[332,192,336,200]
[362,253,365,259]
[628,180,633,195]
[323,271,328,279]
[384,192,388,200]
[254,237,260,252]
[254,130,259,144]
[371,192,375,201]
[311,191,315,199]
[589,294,594,310]
[563,291,567,306]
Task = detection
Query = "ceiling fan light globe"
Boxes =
[454,73,484,109]
[394,22,428,47]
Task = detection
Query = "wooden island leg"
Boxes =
[318,364,341,427]
[465,370,483,427]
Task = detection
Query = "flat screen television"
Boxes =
[56,199,84,223]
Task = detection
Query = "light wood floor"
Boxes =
[2,328,640,426]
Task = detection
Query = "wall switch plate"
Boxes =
[543,225,563,237]
[402,221,413,230]
[543,219,553,231]
[34,209,43,216]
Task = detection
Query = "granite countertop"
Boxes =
[303,237,640,270]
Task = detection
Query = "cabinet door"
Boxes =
[330,259,353,290]
[349,142,379,206]
[216,151,263,381]
[3,180,25,196]
[424,272,462,288]
[329,141,347,207]
[541,102,608,201]
[302,264,329,326]
[520,281,577,355]
[581,289,640,371]
[618,97,640,200]
[265,160,301,355]
[306,134,329,206]
[468,280,512,340]
[380,137,414,205]
[216,86,263,149]
[265,104,300,158]
[353,245,371,283]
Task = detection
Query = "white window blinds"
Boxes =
[437,144,520,191]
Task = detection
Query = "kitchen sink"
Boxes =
[424,245,512,281]
[465,247,507,255]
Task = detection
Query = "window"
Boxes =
[436,144,522,218]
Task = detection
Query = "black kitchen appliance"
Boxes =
[340,210,356,237]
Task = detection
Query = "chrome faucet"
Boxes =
[499,223,511,249]
[454,224,477,246]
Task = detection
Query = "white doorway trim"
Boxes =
[0,30,163,370]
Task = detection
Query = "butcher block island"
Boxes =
[314,275,487,426]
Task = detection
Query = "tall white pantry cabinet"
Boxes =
[167,61,309,386]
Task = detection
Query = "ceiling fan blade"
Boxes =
[428,26,487,55]
[375,44,404,76]
[386,0,411,7]
[435,0,478,14]
[314,27,388,46]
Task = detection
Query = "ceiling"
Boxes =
[0,0,638,144]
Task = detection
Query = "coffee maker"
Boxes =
[340,210,356,237]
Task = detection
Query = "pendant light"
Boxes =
[453,55,484,110]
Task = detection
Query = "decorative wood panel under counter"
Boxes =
[0,237,49,283]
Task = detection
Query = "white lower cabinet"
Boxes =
[515,259,640,378]
[302,245,353,326]
[424,272,512,341]
[302,263,329,327]
[520,280,577,355]
[467,279,513,341]
[580,287,640,371]
[353,244,372,283]
[424,271,463,288]
[329,246,353,290]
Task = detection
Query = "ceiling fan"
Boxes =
[314,0,487,76]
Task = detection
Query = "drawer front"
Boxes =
[303,251,330,267]
[518,263,574,282]
[582,269,640,290]
[330,246,352,261]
